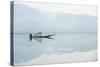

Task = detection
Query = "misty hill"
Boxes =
[14,4,97,33]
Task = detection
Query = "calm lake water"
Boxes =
[14,33,97,64]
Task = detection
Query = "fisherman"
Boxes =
[29,33,32,41]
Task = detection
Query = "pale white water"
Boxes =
[14,33,97,64]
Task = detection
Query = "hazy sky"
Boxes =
[14,1,97,16]
[14,2,97,33]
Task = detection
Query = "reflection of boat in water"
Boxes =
[29,32,55,42]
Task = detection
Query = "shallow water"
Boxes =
[13,33,97,64]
